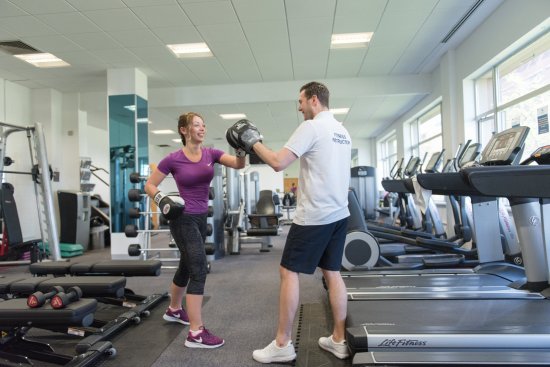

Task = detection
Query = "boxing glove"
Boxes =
[153,191,185,220]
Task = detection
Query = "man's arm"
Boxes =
[252,142,297,172]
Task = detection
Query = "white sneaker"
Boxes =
[252,340,296,363]
[318,335,350,359]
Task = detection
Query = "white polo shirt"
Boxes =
[284,111,351,225]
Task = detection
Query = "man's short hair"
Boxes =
[300,81,329,108]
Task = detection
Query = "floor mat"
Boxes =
[294,303,351,367]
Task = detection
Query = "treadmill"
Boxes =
[347,131,550,365]
[343,128,530,300]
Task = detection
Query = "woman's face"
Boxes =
[182,115,206,144]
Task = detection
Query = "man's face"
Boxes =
[298,90,314,121]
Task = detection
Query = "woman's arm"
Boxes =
[144,169,168,198]
[218,153,246,169]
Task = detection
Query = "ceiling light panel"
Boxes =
[14,53,70,68]
[152,129,176,134]
[330,32,373,49]
[220,113,247,120]
[167,43,213,58]
[330,108,350,115]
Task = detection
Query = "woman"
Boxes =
[145,112,245,349]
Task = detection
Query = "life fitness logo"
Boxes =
[378,339,427,347]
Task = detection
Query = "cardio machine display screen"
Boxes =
[479,125,529,165]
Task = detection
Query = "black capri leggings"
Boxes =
[168,213,208,295]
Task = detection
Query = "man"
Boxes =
[227,81,352,363]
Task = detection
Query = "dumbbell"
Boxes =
[3,156,14,167]
[128,188,146,202]
[27,286,64,308]
[51,286,83,309]
[128,207,160,219]
[129,172,147,184]
[125,224,170,238]
[206,223,213,236]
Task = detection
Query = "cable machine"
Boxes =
[0,121,60,261]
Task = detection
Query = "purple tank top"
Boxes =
[157,147,224,214]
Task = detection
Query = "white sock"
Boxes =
[276,340,291,349]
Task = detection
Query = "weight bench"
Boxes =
[29,259,162,277]
[0,298,115,367]
[0,275,127,298]
[0,297,97,328]
[0,273,165,363]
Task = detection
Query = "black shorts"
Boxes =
[281,217,348,274]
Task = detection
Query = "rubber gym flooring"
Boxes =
[0,225,351,367]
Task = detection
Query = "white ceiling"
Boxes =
[0,0,503,148]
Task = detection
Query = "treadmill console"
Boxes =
[479,126,530,166]
[523,145,550,165]
[424,151,444,173]
[403,157,420,177]
[458,143,481,168]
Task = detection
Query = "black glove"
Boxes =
[153,191,185,220]
[226,119,263,153]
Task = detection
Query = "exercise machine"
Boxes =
[346,128,550,366]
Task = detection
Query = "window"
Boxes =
[474,31,550,157]
[406,104,443,163]
[377,132,397,184]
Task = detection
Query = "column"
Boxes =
[107,68,149,259]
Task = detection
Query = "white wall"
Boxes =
[375,0,550,155]
[2,80,38,241]
[373,0,550,233]
[83,125,110,203]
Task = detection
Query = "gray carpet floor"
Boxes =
[137,225,331,367]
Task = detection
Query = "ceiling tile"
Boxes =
[0,0,28,17]
[124,0,177,5]
[209,41,261,83]
[54,50,108,66]
[326,48,367,78]
[288,17,332,79]
[36,12,103,34]
[385,0,438,13]
[9,0,76,14]
[232,0,285,21]
[151,25,202,44]
[240,20,293,80]
[127,45,174,62]
[197,22,245,43]
[254,51,294,81]
[93,48,147,66]
[66,0,127,11]
[0,28,17,41]
[83,8,146,31]
[181,57,230,84]
[21,35,83,53]
[181,0,238,25]
[358,45,403,75]
[131,4,192,28]
[285,0,336,19]
[0,16,59,37]
[241,20,288,52]
[109,28,164,47]
[373,12,430,46]
[65,32,122,50]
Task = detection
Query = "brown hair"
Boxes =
[177,112,204,146]
[300,81,330,108]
